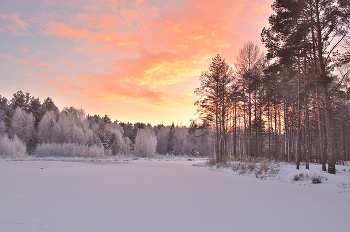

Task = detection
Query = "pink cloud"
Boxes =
[0,12,33,36]
[47,79,58,85]
[34,61,54,67]
[41,22,89,38]
[36,49,50,56]
[20,47,29,52]
[0,52,29,65]
[6,0,274,113]
[77,13,119,29]
[92,57,105,63]
[74,47,86,52]
[0,63,9,68]
[27,73,48,78]
[58,60,77,69]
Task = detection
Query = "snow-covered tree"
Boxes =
[51,108,94,145]
[10,107,35,153]
[190,146,200,156]
[37,111,56,144]
[166,123,175,154]
[135,127,157,157]
[104,122,129,155]
[34,143,104,158]
[0,121,6,136]
[0,135,27,158]
[156,126,170,154]
[174,126,188,156]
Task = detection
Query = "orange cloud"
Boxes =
[89,31,119,43]
[42,22,89,38]
[77,13,119,29]
[2,0,274,124]
[34,61,54,67]
[56,72,166,105]
[27,73,48,78]
[92,57,105,63]
[111,51,202,87]
[47,80,58,85]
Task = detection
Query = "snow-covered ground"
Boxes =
[201,160,350,194]
[0,159,349,232]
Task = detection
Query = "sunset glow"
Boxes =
[0,0,273,125]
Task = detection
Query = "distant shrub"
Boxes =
[259,160,270,173]
[34,143,105,158]
[239,163,248,174]
[231,163,240,172]
[312,177,322,184]
[293,173,306,181]
[206,158,217,167]
[0,135,27,159]
[248,162,257,172]
[293,172,322,184]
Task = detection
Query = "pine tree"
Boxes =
[195,54,233,162]
[262,0,350,173]
[166,123,175,154]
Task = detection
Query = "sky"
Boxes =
[0,0,273,126]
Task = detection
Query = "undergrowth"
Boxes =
[207,157,280,179]
[293,172,323,184]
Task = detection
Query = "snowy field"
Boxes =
[1,159,350,232]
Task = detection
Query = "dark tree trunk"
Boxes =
[305,95,310,170]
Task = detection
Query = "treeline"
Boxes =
[0,90,213,159]
[195,0,350,173]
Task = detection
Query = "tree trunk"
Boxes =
[324,87,335,174]
[296,77,301,170]
[233,101,237,158]
[284,99,290,162]
[305,95,310,170]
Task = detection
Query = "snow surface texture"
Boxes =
[0,160,349,232]
[201,161,350,194]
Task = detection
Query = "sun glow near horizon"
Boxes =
[0,0,273,126]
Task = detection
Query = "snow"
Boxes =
[0,159,349,232]
[205,161,350,193]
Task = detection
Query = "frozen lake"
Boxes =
[1,160,349,232]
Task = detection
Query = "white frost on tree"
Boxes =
[51,108,94,145]
[135,127,157,157]
[37,111,57,144]
[104,123,130,155]
[0,121,6,136]
[34,143,104,158]
[10,107,35,151]
[0,135,27,158]
[156,126,170,154]
[174,127,188,155]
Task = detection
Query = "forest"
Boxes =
[0,90,213,159]
[195,0,350,174]
[1,0,350,174]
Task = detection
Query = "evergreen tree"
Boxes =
[195,54,233,162]
[166,123,175,154]
[261,0,350,173]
